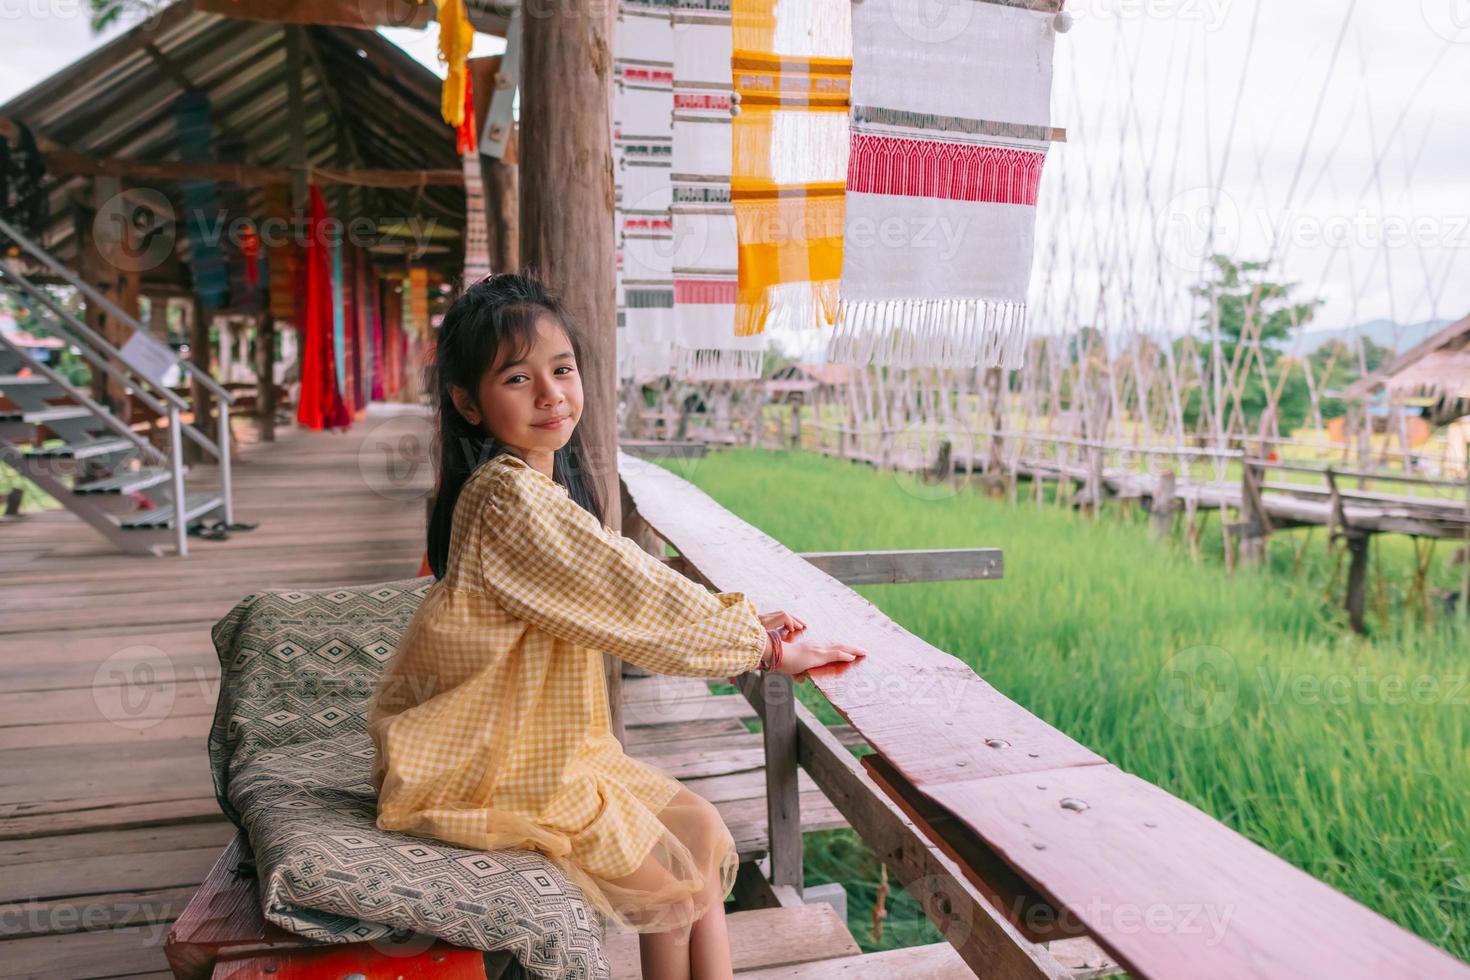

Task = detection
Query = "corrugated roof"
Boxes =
[0,0,466,280]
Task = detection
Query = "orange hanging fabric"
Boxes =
[429,0,474,129]
[730,0,851,338]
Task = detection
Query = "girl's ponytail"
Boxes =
[425,271,605,580]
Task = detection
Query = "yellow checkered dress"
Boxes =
[367,451,768,933]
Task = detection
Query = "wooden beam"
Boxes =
[799,548,1002,585]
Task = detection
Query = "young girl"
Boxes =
[367,271,867,979]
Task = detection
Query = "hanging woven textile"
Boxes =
[173,90,231,312]
[463,148,491,283]
[296,185,352,431]
[418,0,474,129]
[670,0,766,381]
[730,0,851,338]
[827,0,1057,369]
[407,267,430,339]
[614,0,677,384]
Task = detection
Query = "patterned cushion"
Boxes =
[208,576,610,980]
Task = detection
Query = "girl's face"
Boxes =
[451,314,583,463]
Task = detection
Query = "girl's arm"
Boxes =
[476,456,769,678]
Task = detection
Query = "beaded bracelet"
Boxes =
[762,627,785,673]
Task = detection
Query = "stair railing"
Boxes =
[0,215,234,525]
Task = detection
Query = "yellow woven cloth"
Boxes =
[367,451,767,932]
[731,0,852,337]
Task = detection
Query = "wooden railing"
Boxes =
[616,449,1470,980]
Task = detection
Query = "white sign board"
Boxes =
[119,330,180,389]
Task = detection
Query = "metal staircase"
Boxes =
[0,215,238,556]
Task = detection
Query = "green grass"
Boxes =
[671,447,1469,963]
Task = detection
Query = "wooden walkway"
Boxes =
[0,422,868,979]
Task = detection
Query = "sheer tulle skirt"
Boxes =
[376,781,737,936]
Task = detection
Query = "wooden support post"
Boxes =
[1461,475,1469,623]
[982,366,1006,496]
[1239,460,1271,566]
[469,56,519,275]
[788,399,800,449]
[80,176,133,419]
[1345,534,1370,635]
[258,314,277,442]
[1325,467,1369,634]
[188,295,213,465]
[1150,468,1177,539]
[762,670,803,899]
[218,318,234,384]
[520,0,619,751]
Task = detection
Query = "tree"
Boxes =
[1181,255,1325,434]
[84,0,162,31]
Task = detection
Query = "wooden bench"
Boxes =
[166,830,981,978]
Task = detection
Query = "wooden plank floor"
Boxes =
[0,421,854,980]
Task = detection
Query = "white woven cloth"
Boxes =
[828,0,1058,369]
[615,1,678,384]
[462,149,490,284]
[670,0,766,381]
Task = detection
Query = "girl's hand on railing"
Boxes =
[759,609,807,637]
[777,636,867,684]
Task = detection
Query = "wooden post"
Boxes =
[1345,534,1370,635]
[763,670,802,899]
[1326,467,1369,634]
[983,366,1005,496]
[80,176,133,419]
[520,0,620,743]
[258,314,277,442]
[1239,460,1271,566]
[218,318,234,383]
[188,295,213,464]
[788,399,800,449]
[469,56,520,275]
[1150,468,1177,539]
[1462,474,1469,623]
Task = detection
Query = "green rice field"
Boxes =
[682,447,1469,965]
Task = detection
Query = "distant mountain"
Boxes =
[1285,319,1451,355]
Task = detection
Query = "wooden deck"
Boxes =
[0,422,862,979]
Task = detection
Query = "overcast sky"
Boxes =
[2,2,1465,351]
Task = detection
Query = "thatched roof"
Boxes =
[1344,313,1470,402]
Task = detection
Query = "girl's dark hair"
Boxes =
[425,270,606,580]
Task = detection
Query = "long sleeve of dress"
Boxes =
[473,454,768,678]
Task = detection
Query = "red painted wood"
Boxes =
[618,453,1470,980]
[211,942,488,979]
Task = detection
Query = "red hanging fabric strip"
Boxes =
[296,185,352,431]
[456,71,477,155]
